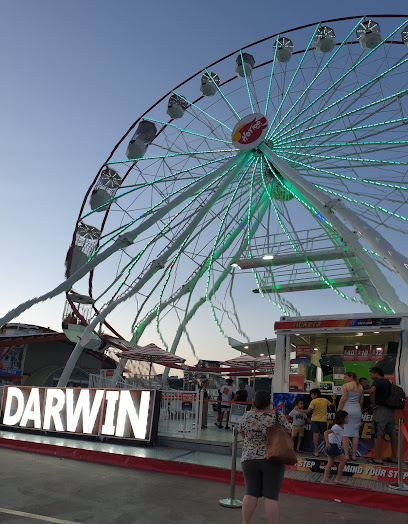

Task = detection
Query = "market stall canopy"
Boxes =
[222,355,275,383]
[116,342,186,366]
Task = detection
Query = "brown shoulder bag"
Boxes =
[265,412,298,465]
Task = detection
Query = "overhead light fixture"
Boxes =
[260,353,264,356]
[244,345,249,349]
[263,255,275,260]
[374,331,380,334]
[355,333,364,337]
[295,333,300,336]
[313,348,318,351]
[231,263,239,267]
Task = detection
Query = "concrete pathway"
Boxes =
[0,448,407,524]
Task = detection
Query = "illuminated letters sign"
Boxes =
[1,386,158,441]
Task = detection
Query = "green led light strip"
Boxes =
[314,184,408,223]
[274,154,408,192]
[172,90,233,131]
[270,17,364,137]
[273,18,408,141]
[266,24,320,137]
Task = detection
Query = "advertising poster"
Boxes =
[0,345,26,377]
[181,392,194,411]
[343,346,356,361]
[295,345,312,364]
[371,345,385,361]
[289,374,304,392]
[356,345,370,361]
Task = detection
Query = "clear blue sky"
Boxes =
[1,1,407,366]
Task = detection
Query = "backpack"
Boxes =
[385,383,407,410]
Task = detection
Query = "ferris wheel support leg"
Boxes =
[260,144,408,313]
[111,358,127,386]
[57,154,252,387]
[161,195,271,383]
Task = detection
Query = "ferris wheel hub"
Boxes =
[232,113,268,150]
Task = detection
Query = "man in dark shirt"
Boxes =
[368,367,397,464]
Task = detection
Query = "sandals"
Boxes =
[335,478,349,485]
[320,479,334,484]
[366,458,384,465]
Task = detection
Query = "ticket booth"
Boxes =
[272,313,408,467]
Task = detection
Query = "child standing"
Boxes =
[288,399,309,452]
[322,410,349,485]
[301,388,336,457]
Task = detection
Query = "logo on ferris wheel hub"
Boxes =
[232,113,268,150]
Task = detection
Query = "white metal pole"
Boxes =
[0,152,248,328]
[57,153,252,387]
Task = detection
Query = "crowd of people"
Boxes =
[198,366,400,523]
[291,367,398,465]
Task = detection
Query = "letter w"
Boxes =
[66,389,104,434]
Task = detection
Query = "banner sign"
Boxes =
[343,346,356,361]
[343,345,385,362]
[0,345,26,377]
[371,345,385,361]
[289,374,304,392]
[356,345,370,361]
[275,317,401,331]
[287,457,408,483]
[295,345,312,364]
[0,386,159,442]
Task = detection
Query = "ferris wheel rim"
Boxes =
[64,14,408,341]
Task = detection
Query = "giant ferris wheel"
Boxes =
[3,15,408,385]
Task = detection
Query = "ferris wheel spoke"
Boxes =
[240,50,255,113]
[132,185,263,341]
[275,116,408,148]
[275,154,408,196]
[205,160,255,297]
[273,19,408,142]
[140,117,233,145]
[95,157,246,251]
[205,68,241,120]
[161,189,271,378]
[264,34,280,116]
[266,24,320,138]
[275,149,408,168]
[106,148,237,166]
[276,56,408,142]
[313,184,408,223]
[172,91,233,132]
[270,18,365,138]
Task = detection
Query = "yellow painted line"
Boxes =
[0,507,81,523]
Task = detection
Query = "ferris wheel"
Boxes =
[3,15,408,385]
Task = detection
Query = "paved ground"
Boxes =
[0,449,407,524]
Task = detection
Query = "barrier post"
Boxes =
[219,426,243,508]
[389,418,408,491]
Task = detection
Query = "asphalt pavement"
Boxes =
[0,448,407,524]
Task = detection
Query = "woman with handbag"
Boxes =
[238,390,292,524]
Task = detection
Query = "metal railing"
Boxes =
[158,390,203,439]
